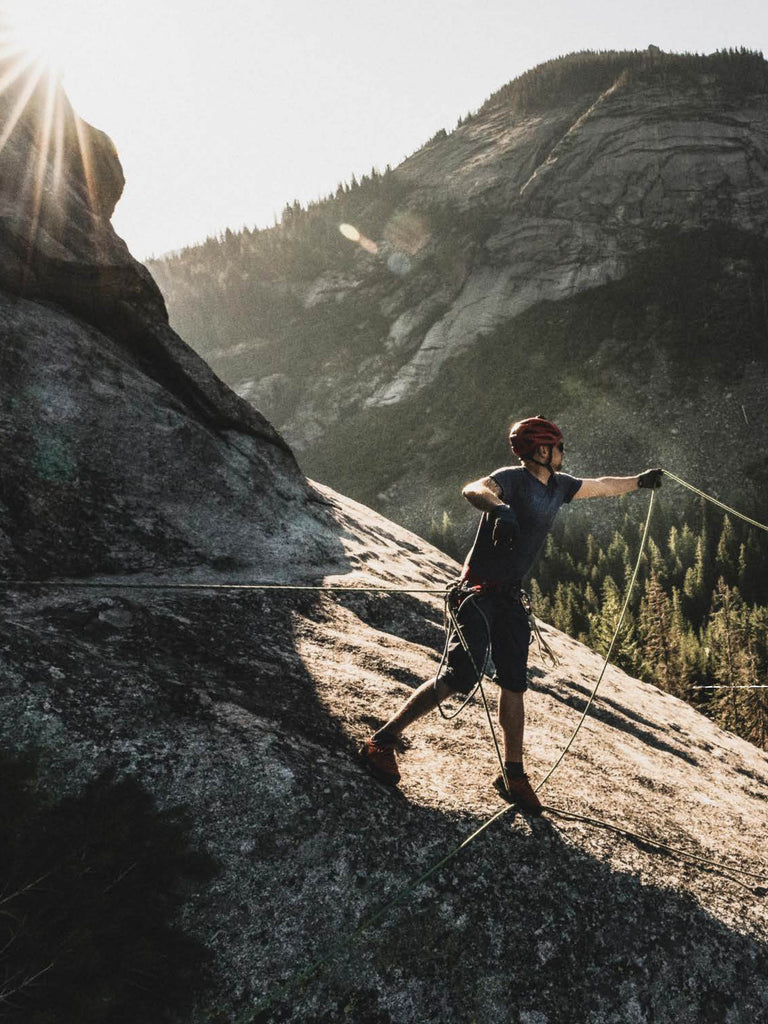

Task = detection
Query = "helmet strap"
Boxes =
[527,446,555,479]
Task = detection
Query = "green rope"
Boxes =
[663,469,768,532]
[543,804,768,893]
[534,489,655,794]
[441,594,509,790]
[0,579,449,594]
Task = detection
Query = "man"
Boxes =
[361,416,663,813]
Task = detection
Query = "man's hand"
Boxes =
[637,468,664,489]
[492,505,519,549]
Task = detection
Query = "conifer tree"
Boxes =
[529,578,553,624]
[741,606,768,748]
[639,571,681,695]
[669,522,697,579]
[588,576,641,672]
[714,515,739,585]
[705,578,744,733]
[605,531,631,587]
[738,533,763,604]
[683,536,709,626]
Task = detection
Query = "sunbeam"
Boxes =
[0,7,107,284]
[26,64,58,252]
[0,55,45,158]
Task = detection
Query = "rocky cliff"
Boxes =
[149,49,768,543]
[1,45,767,1024]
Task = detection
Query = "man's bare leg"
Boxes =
[363,677,457,785]
[374,676,455,740]
[494,689,542,813]
[498,689,524,762]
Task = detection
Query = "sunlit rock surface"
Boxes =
[1,47,767,1023]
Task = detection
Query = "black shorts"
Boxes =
[438,588,531,694]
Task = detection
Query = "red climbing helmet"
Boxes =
[508,416,563,458]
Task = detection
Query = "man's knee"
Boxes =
[433,672,472,700]
[496,676,528,694]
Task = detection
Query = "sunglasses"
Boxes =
[556,442,564,452]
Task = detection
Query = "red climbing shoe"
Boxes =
[493,773,543,815]
[360,736,401,786]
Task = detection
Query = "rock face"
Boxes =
[149,50,768,541]
[4,545,768,1023]
[0,47,309,578]
[371,71,768,406]
[1,46,767,1024]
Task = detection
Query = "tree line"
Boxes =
[529,499,768,751]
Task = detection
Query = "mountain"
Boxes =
[148,49,768,546]
[1,43,767,1023]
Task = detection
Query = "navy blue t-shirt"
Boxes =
[462,467,582,584]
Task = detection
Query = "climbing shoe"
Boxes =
[360,736,401,786]
[493,773,543,815]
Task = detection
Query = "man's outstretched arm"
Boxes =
[574,468,662,499]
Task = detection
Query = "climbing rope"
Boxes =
[542,804,767,894]
[0,579,450,593]
[440,590,509,789]
[662,468,768,532]
[248,491,662,1019]
[693,685,768,689]
[535,489,655,793]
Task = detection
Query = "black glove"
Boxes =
[492,505,519,549]
[637,468,663,489]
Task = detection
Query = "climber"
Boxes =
[361,416,663,813]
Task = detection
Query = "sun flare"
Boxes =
[0,0,104,79]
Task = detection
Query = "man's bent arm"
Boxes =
[574,476,639,499]
[462,475,505,513]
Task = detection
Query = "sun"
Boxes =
[0,0,114,262]
[0,0,105,80]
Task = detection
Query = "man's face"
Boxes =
[551,440,565,471]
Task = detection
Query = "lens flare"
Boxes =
[339,222,360,242]
[387,252,412,276]
[338,222,378,255]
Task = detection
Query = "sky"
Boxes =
[2,0,767,260]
